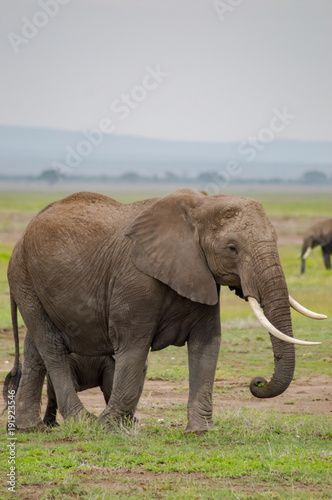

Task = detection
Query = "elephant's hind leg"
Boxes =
[38,332,87,422]
[15,286,86,426]
[15,331,47,432]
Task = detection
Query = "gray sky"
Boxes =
[1,0,332,142]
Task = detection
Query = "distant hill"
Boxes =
[0,126,331,178]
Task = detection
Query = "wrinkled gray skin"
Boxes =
[301,219,332,274]
[7,189,296,434]
[43,354,115,427]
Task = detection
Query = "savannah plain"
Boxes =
[0,185,331,499]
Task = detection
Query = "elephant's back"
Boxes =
[37,192,121,224]
[24,192,157,246]
[321,218,332,236]
[12,191,158,300]
[307,218,332,239]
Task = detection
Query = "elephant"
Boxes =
[6,189,325,434]
[300,218,332,274]
[43,354,115,426]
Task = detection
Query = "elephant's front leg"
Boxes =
[322,246,332,270]
[185,309,221,434]
[97,345,149,429]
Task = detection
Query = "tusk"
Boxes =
[303,247,311,259]
[248,297,321,346]
[289,295,327,320]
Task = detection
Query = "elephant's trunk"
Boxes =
[242,249,295,398]
[250,295,295,398]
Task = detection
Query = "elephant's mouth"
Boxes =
[228,285,264,309]
[228,285,246,300]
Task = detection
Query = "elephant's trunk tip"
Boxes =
[250,376,268,398]
[249,375,291,399]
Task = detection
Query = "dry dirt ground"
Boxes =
[66,375,332,420]
[1,363,331,419]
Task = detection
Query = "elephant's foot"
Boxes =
[43,410,57,427]
[184,419,214,435]
[15,409,47,433]
[14,420,48,433]
[97,408,139,431]
[64,409,97,424]
[129,415,140,424]
[120,413,140,427]
[43,418,59,428]
[97,412,120,431]
[82,411,97,422]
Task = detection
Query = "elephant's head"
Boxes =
[125,189,323,399]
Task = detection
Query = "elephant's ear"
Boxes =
[124,191,218,306]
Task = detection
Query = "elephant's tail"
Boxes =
[2,294,22,413]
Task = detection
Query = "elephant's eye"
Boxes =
[228,244,237,254]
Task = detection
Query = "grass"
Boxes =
[0,187,332,499]
[0,411,331,499]
[248,191,332,218]
[0,244,19,328]
[0,189,170,215]
[0,187,330,234]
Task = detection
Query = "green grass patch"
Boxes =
[0,411,331,499]
[246,191,332,218]
[0,245,14,327]
[0,189,171,213]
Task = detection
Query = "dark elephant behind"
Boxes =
[300,218,332,274]
[6,189,323,434]
[4,354,115,425]
[43,354,115,426]
[4,351,147,426]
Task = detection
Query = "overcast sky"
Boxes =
[1,0,331,142]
